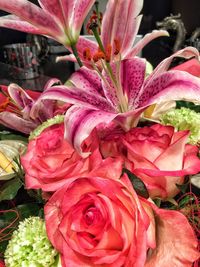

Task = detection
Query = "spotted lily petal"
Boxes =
[0,83,58,134]
[145,46,200,85]
[70,0,96,41]
[38,0,95,42]
[64,106,118,156]
[102,0,143,57]
[120,58,146,109]
[0,15,48,35]
[69,67,103,96]
[101,57,146,111]
[32,85,113,115]
[0,0,95,46]
[137,70,200,108]
[0,0,62,38]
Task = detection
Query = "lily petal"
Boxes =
[8,83,33,109]
[121,15,143,58]
[125,30,169,58]
[70,0,96,40]
[102,0,143,57]
[43,78,61,90]
[32,85,113,114]
[69,67,103,96]
[0,0,62,36]
[0,15,47,35]
[64,106,118,156]
[0,112,37,134]
[38,0,70,28]
[101,57,146,111]
[120,58,146,109]
[137,70,200,108]
[56,54,77,63]
[101,63,121,109]
[145,46,199,86]
[38,0,95,41]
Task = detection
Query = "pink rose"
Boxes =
[45,176,199,267]
[98,123,126,158]
[0,261,5,267]
[21,124,123,192]
[123,124,200,199]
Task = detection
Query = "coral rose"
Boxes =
[21,124,122,192]
[44,176,199,267]
[123,124,200,199]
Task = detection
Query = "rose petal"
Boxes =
[145,206,200,267]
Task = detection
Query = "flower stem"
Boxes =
[90,22,105,53]
[70,43,83,67]
[94,1,101,32]
[90,23,117,86]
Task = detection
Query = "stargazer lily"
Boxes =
[31,47,200,155]
[0,0,95,48]
[58,0,169,67]
[0,80,59,134]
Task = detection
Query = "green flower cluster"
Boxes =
[29,115,65,140]
[161,107,200,144]
[4,217,60,267]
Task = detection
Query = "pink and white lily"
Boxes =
[59,0,169,67]
[32,47,200,155]
[0,80,60,134]
[0,0,95,47]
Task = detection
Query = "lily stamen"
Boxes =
[83,48,92,61]
[114,39,121,55]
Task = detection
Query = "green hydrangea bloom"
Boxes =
[29,115,65,140]
[161,107,200,144]
[4,217,60,267]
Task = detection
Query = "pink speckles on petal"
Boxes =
[34,85,114,112]
[120,58,146,109]
[70,67,103,96]
[102,0,143,58]
[38,0,70,28]
[71,0,95,39]
[137,70,200,108]
[0,0,62,36]
[0,15,48,35]
[145,46,199,88]
[102,64,119,110]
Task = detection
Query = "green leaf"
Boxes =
[176,101,200,112]
[16,203,42,219]
[0,177,22,201]
[178,195,194,208]
[0,130,28,142]
[122,168,149,199]
[176,177,190,193]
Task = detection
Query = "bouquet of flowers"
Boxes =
[0,0,199,266]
